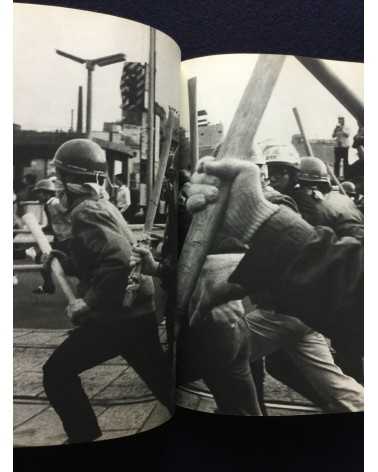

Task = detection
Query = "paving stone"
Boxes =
[264,373,312,405]
[266,407,317,416]
[78,365,127,398]
[14,371,44,398]
[13,403,48,428]
[94,367,152,400]
[13,347,52,374]
[14,406,105,447]
[140,402,172,432]
[198,397,217,413]
[175,389,201,410]
[14,330,67,347]
[97,402,156,431]
[94,429,138,441]
[13,330,34,341]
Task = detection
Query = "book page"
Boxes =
[13,3,181,445]
[176,53,363,416]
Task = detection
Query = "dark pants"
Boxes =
[43,313,173,443]
[177,318,262,416]
[334,147,349,179]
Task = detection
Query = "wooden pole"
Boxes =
[123,109,177,307]
[22,213,76,303]
[147,27,156,204]
[188,77,199,171]
[292,107,314,156]
[144,109,176,232]
[177,54,286,322]
[295,57,364,124]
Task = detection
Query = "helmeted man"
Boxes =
[263,143,300,196]
[341,181,357,200]
[185,157,363,409]
[296,156,363,240]
[186,155,363,413]
[264,153,364,391]
[42,139,173,443]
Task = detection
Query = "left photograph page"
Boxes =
[13,3,181,446]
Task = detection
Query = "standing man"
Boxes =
[42,139,173,443]
[332,116,351,179]
[115,173,131,218]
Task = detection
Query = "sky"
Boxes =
[14,4,181,131]
[181,54,363,150]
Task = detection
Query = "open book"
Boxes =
[13,4,364,446]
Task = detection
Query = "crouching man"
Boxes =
[186,157,364,394]
[43,139,173,444]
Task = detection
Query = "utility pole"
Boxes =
[146,27,156,204]
[70,108,74,132]
[77,85,83,133]
[188,77,199,171]
[56,49,126,136]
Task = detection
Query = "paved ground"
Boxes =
[14,232,322,449]
[176,376,323,416]
[14,328,171,447]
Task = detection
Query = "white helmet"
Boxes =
[263,143,300,170]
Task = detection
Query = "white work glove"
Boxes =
[66,298,90,326]
[184,156,279,250]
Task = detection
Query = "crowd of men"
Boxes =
[13,121,364,439]
[171,130,364,416]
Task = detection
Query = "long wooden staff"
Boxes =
[177,54,286,324]
[123,108,177,306]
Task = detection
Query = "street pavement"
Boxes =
[14,327,171,447]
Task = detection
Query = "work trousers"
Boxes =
[246,309,364,412]
[43,312,173,443]
[177,319,262,416]
[334,146,349,179]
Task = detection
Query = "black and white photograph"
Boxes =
[176,53,364,417]
[13,3,180,446]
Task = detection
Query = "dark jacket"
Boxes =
[70,195,154,317]
[229,206,363,359]
[293,188,364,240]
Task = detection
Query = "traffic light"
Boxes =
[120,62,146,111]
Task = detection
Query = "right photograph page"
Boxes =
[176,53,364,416]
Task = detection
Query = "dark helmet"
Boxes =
[298,156,330,185]
[53,139,107,179]
[341,181,356,196]
[34,178,56,193]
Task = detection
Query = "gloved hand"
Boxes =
[211,300,245,328]
[130,245,159,276]
[66,298,90,326]
[189,254,247,324]
[185,156,279,250]
[41,249,69,272]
